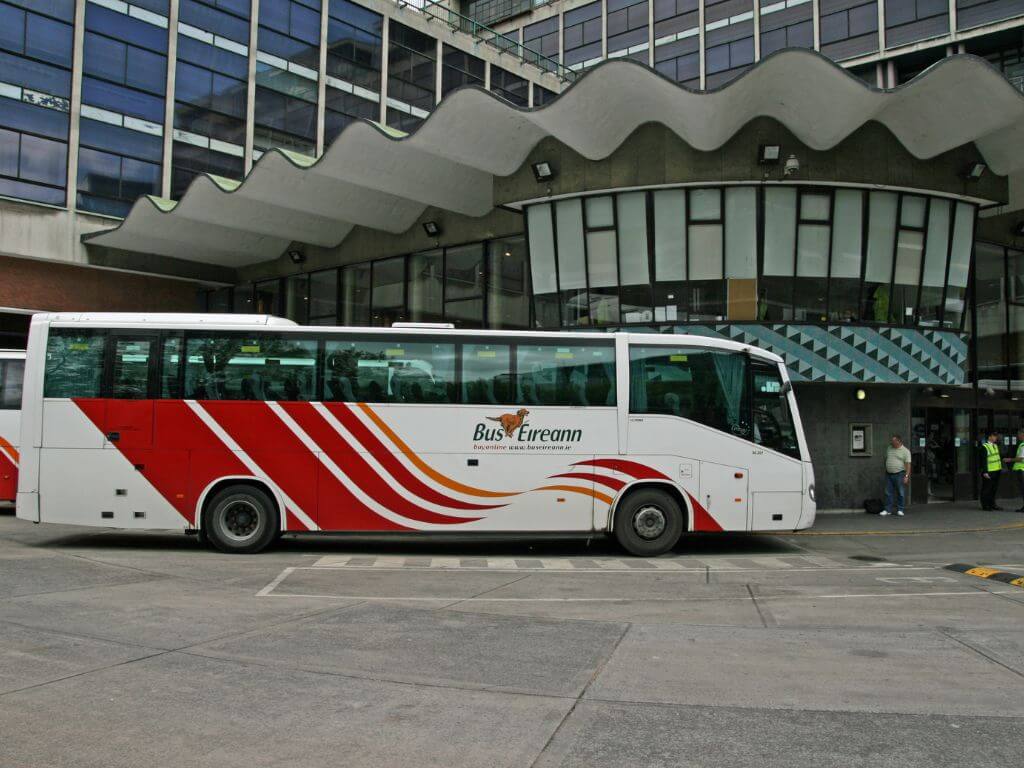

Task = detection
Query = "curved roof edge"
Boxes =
[84,50,1024,267]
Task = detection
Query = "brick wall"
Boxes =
[0,254,199,313]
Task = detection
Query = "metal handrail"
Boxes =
[399,0,576,83]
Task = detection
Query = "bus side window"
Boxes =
[43,329,105,398]
[0,359,24,409]
[462,343,512,405]
[161,335,183,398]
[324,338,455,404]
[629,346,749,436]
[184,335,317,401]
[516,343,616,406]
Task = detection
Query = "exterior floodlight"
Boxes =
[965,162,987,180]
[855,388,866,401]
[287,249,305,264]
[422,221,441,237]
[532,161,555,182]
[759,144,781,164]
[783,154,800,176]
[1014,221,1024,237]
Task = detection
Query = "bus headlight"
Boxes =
[808,483,816,502]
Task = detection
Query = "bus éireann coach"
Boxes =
[16,313,815,554]
[0,349,25,504]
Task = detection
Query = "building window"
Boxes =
[0,0,75,204]
[607,0,649,62]
[533,84,558,106]
[172,1,249,197]
[324,0,381,143]
[522,16,559,73]
[884,0,949,48]
[760,4,813,57]
[820,0,879,61]
[490,65,528,107]
[487,236,531,329]
[524,186,976,329]
[441,44,484,97]
[563,1,602,70]
[77,0,167,216]
[386,21,435,132]
[254,0,320,157]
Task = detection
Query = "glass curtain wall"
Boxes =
[0,0,75,206]
[254,0,321,157]
[78,0,168,216]
[386,21,435,132]
[324,0,381,144]
[172,0,250,198]
[524,185,976,329]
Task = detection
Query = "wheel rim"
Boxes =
[218,499,264,543]
[632,505,667,540]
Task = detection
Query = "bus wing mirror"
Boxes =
[781,381,793,396]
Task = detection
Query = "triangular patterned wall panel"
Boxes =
[676,324,968,385]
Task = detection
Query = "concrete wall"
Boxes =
[796,382,912,510]
[494,119,1006,206]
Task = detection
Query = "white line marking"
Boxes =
[256,567,295,597]
[303,564,932,574]
[257,589,1021,602]
[751,557,794,569]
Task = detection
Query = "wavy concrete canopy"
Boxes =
[84,50,1024,268]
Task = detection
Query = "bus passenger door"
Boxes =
[699,460,749,531]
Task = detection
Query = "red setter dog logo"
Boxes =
[487,408,529,437]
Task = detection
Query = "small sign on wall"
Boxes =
[850,423,872,457]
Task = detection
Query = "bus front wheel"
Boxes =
[613,488,684,557]
[203,484,280,554]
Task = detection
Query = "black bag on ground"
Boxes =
[863,498,884,514]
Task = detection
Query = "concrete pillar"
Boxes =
[753,0,761,62]
[379,19,390,125]
[948,0,957,37]
[647,0,654,67]
[698,0,705,90]
[317,0,329,156]
[434,37,443,105]
[811,0,820,50]
[877,0,886,52]
[66,0,87,211]
[245,0,260,173]
[161,0,180,198]
[601,0,608,59]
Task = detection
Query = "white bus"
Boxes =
[0,349,25,505]
[16,313,815,554]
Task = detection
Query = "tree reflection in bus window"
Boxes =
[517,344,616,406]
[629,346,750,437]
[751,361,800,459]
[323,338,455,403]
[111,338,152,399]
[184,335,317,401]
[43,329,105,398]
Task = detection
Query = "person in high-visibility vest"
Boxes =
[980,432,1003,511]
[1003,429,1024,513]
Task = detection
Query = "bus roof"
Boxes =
[36,313,785,365]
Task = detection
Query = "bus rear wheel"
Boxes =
[613,488,684,557]
[203,484,279,554]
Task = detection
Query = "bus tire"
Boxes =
[203,484,279,554]
[613,488,684,557]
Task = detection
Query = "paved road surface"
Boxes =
[1,505,1023,767]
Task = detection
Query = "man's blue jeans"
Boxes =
[885,472,906,513]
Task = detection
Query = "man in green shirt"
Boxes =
[882,434,911,516]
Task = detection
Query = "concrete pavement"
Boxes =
[1,505,1023,767]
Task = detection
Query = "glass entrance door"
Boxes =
[911,407,955,503]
